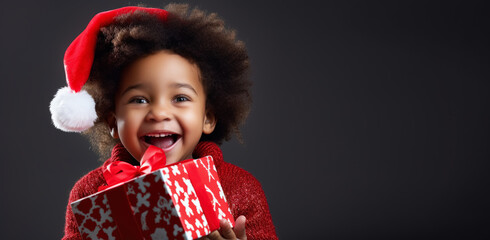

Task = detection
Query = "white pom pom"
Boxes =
[49,87,98,132]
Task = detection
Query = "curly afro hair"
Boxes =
[83,4,251,159]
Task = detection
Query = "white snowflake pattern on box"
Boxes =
[71,156,234,240]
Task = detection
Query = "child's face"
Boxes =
[113,50,215,164]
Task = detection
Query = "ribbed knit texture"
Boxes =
[63,142,278,239]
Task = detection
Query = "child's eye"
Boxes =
[129,97,149,104]
[173,95,190,103]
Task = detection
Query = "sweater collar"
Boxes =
[104,141,224,168]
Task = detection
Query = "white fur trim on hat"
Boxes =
[49,87,97,132]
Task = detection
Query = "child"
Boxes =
[50,4,277,240]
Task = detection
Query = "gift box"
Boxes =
[71,146,234,240]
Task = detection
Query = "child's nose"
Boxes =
[146,101,172,122]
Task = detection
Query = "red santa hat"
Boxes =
[49,6,168,132]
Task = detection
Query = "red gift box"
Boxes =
[71,147,234,240]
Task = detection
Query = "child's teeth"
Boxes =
[147,133,172,137]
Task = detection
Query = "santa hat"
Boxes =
[49,6,168,132]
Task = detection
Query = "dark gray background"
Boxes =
[1,0,489,239]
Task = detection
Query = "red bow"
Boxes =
[100,145,166,190]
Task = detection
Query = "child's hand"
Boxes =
[200,215,247,240]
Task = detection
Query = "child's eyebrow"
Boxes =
[171,83,198,95]
[120,82,198,96]
[120,83,147,96]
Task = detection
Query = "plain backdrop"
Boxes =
[0,0,489,239]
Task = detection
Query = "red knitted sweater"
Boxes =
[63,142,278,239]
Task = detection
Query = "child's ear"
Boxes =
[106,113,119,139]
[202,111,217,135]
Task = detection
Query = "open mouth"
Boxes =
[143,133,181,150]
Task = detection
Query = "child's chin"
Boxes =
[165,149,192,165]
[164,154,182,165]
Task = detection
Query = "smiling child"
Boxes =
[50,4,277,240]
[113,50,213,165]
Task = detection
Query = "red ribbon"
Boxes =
[106,185,145,240]
[184,157,221,231]
[181,156,235,231]
[99,145,167,191]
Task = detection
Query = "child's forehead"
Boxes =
[117,51,203,93]
[122,51,200,78]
